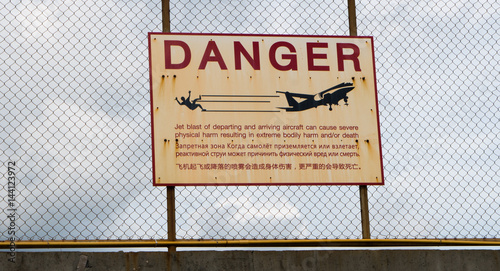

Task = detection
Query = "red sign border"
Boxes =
[148,32,384,186]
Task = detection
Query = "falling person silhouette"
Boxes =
[175,91,205,111]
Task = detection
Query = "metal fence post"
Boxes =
[162,0,176,253]
[348,0,357,36]
[359,185,370,239]
[162,0,171,33]
[347,0,371,239]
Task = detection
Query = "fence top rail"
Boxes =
[2,239,500,249]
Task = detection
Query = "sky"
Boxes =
[0,0,498,241]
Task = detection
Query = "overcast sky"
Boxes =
[0,0,498,241]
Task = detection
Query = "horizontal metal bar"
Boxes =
[2,239,499,249]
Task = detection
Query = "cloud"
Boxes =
[0,0,498,241]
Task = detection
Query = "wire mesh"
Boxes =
[358,0,499,239]
[0,0,498,242]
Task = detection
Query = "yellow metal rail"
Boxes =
[1,239,500,248]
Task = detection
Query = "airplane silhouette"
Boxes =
[277,83,354,112]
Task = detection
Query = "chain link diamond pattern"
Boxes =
[0,0,498,241]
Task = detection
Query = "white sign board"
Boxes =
[149,33,384,186]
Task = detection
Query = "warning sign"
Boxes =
[148,33,383,186]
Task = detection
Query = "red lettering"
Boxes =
[337,43,361,71]
[164,40,191,69]
[269,42,298,71]
[199,41,228,70]
[307,42,330,71]
[165,39,365,72]
[234,41,260,70]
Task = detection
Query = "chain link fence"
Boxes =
[1,0,498,241]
